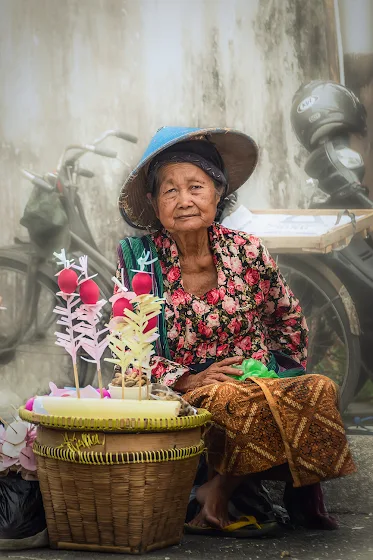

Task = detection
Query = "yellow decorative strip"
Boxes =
[33,440,205,465]
[19,407,211,433]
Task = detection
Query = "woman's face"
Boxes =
[152,162,221,233]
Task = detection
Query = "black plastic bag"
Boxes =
[20,186,70,255]
[20,186,68,239]
[0,474,46,541]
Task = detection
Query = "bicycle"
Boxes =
[0,128,361,411]
[0,129,137,389]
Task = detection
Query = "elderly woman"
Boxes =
[116,127,355,536]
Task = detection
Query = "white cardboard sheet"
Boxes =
[222,206,362,237]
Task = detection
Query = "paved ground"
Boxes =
[1,432,371,560]
[1,515,373,560]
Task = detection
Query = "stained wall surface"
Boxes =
[0,0,332,410]
[0,0,331,254]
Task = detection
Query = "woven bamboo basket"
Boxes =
[19,407,211,554]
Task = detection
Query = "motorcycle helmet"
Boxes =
[290,80,367,151]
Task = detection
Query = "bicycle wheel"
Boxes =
[277,256,361,411]
[0,256,60,354]
[0,252,113,394]
[0,254,73,402]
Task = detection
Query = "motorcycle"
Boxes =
[289,80,373,402]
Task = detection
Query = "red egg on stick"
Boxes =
[113,297,133,318]
[58,268,78,294]
[80,279,100,304]
[132,272,152,295]
[144,315,157,333]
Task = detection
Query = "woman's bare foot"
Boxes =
[190,474,243,529]
[189,508,211,528]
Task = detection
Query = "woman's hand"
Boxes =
[174,357,242,393]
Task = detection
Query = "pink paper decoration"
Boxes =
[0,419,37,478]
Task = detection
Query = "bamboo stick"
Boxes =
[138,367,142,401]
[73,363,81,398]
[0,416,17,433]
[97,368,104,398]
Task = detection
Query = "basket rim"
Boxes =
[33,439,205,465]
[18,406,211,432]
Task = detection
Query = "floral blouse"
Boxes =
[116,223,308,388]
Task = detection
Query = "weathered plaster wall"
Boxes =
[339,0,373,195]
[0,0,331,253]
[0,0,332,411]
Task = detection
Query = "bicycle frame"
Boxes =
[55,154,119,285]
[0,129,137,358]
[38,129,136,272]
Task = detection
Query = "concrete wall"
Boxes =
[0,0,332,256]
[339,0,373,196]
[0,0,332,410]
